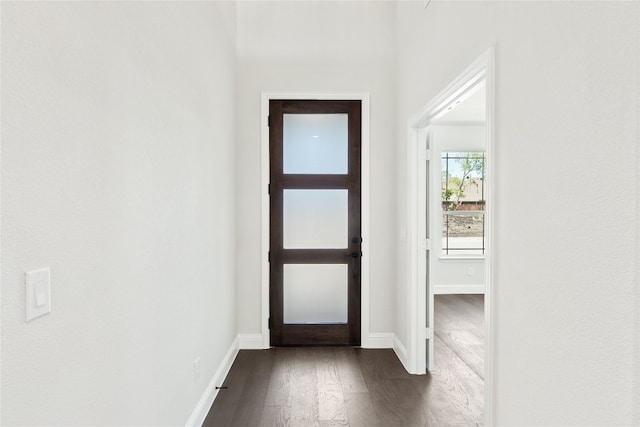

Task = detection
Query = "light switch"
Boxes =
[26,267,51,322]
[35,278,48,307]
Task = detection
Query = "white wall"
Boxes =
[1,2,237,425]
[235,1,397,339]
[432,125,486,152]
[3,2,638,425]
[396,1,639,425]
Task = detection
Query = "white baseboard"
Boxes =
[393,334,411,374]
[238,333,268,349]
[364,332,394,348]
[186,336,239,427]
[434,283,485,294]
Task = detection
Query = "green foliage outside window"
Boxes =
[441,152,485,210]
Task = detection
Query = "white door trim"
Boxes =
[405,48,495,426]
[259,92,371,348]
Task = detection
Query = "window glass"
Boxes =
[283,114,348,174]
[284,264,348,324]
[441,152,486,255]
[283,189,348,249]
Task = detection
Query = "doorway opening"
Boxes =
[405,48,494,424]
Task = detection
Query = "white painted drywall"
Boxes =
[235,1,397,338]
[1,2,237,425]
[3,2,637,425]
[432,125,486,152]
[431,125,486,292]
[396,1,639,425]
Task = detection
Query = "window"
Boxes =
[441,152,485,256]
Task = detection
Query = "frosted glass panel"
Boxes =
[283,189,348,249]
[283,114,348,174]
[284,264,348,324]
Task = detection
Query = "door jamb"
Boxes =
[260,92,371,349]
[405,47,495,425]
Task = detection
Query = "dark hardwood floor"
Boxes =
[203,294,484,427]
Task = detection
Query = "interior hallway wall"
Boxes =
[235,1,398,339]
[395,1,639,425]
[1,2,237,424]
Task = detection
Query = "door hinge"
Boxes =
[268,183,270,195]
[267,115,271,127]
[421,148,432,161]
[425,327,434,340]
[421,238,431,251]
[268,251,271,262]
[268,318,272,329]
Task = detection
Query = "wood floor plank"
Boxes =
[429,335,483,425]
[229,350,275,427]
[260,405,291,427]
[316,348,348,422]
[435,294,484,380]
[355,348,410,385]
[411,371,477,427]
[335,347,368,393]
[204,295,484,427]
[265,348,296,407]
[435,294,484,338]
[369,378,434,427]
[318,420,349,427]
[202,351,258,427]
[290,348,321,427]
[436,328,484,379]
[343,392,381,427]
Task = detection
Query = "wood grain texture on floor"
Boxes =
[203,294,483,427]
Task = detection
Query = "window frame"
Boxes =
[439,151,486,259]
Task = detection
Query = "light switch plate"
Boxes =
[26,267,51,322]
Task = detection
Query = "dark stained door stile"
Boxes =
[269,100,362,347]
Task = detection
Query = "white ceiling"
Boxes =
[236,1,395,61]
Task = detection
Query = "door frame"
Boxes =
[405,48,495,424]
[260,92,370,349]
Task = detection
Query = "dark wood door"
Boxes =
[269,100,361,346]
